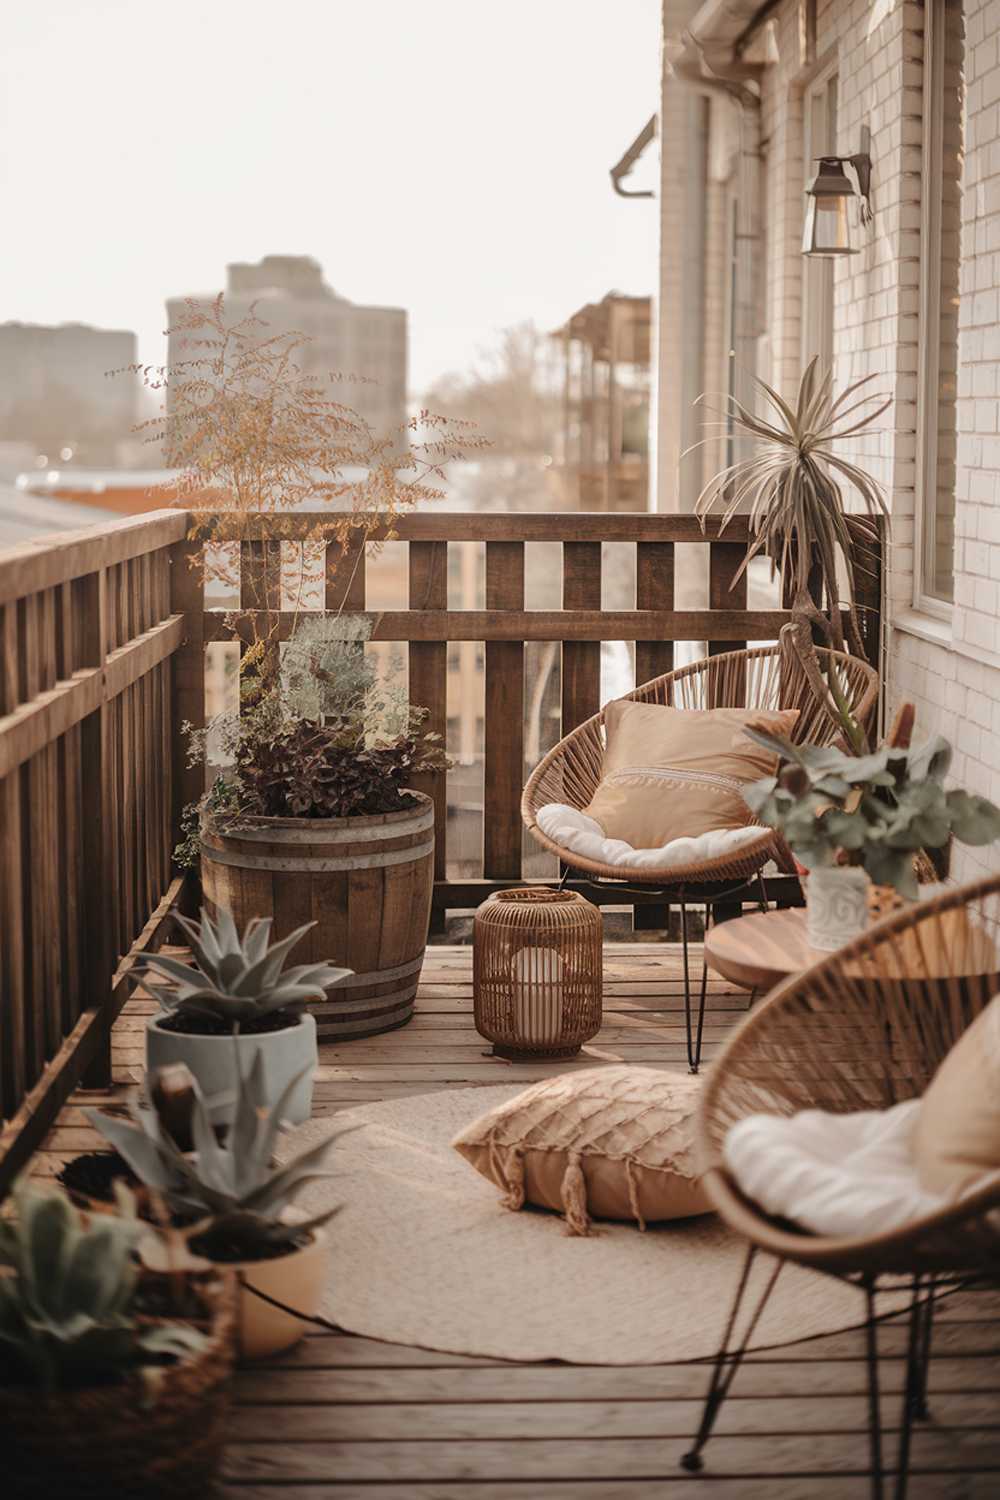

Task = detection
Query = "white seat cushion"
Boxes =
[724,1101,948,1238]
[536,802,763,872]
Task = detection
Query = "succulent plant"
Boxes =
[0,1178,206,1391]
[141,907,352,1028]
[86,1052,347,1261]
[743,725,1000,897]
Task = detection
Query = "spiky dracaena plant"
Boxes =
[140,908,351,1028]
[694,359,890,751]
[87,1055,347,1260]
[0,1179,206,1391]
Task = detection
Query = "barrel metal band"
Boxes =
[207,808,434,846]
[201,839,434,873]
[335,955,425,990]
[310,983,419,1019]
[315,1006,414,1036]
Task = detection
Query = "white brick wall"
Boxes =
[660,0,1000,879]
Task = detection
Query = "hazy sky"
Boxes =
[1,0,659,393]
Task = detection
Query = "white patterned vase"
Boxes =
[805,866,870,951]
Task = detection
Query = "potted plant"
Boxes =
[743,724,1000,948]
[140,907,350,1126]
[0,1178,235,1498]
[181,615,448,1041]
[695,359,889,752]
[87,1053,345,1361]
[133,301,470,1041]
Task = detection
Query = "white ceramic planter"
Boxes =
[233,1228,329,1360]
[145,1012,318,1126]
[806,865,870,951]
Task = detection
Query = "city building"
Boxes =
[549,293,652,512]
[167,255,407,440]
[0,320,137,466]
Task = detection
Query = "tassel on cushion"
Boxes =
[560,1149,592,1236]
[625,1157,647,1232]
[489,1136,526,1211]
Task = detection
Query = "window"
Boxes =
[916,0,965,611]
[801,67,839,374]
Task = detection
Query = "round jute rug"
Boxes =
[286,1084,904,1366]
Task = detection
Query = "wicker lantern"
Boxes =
[473,889,603,1059]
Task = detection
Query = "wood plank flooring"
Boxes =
[33,943,1000,1498]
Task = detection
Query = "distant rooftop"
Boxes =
[16,467,181,495]
[226,254,343,302]
[0,320,135,339]
[0,481,120,547]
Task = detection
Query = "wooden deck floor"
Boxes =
[36,943,1000,1498]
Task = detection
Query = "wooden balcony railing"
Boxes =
[0,507,882,1193]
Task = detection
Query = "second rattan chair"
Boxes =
[684,874,1000,1499]
[522,642,879,1070]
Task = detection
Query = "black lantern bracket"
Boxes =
[847,125,873,225]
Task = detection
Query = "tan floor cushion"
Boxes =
[913,993,1000,1196]
[584,700,798,849]
[452,1064,712,1236]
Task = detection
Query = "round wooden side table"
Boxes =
[704,908,815,993]
[705,903,1000,993]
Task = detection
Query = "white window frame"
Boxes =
[914,0,959,620]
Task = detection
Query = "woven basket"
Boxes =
[2,1271,237,1500]
[473,889,603,1059]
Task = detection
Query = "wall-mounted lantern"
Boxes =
[802,149,873,257]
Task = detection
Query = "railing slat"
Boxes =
[853,525,883,670]
[79,567,115,1088]
[561,542,602,731]
[228,512,758,544]
[709,541,748,647]
[325,533,367,612]
[240,539,282,685]
[170,538,206,847]
[484,541,525,880]
[408,541,448,881]
[202,607,793,644]
[636,541,675,688]
[709,541,749,708]
[0,753,27,1112]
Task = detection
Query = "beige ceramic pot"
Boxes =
[233,1227,329,1360]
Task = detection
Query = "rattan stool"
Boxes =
[473,889,603,1059]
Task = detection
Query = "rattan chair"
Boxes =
[522,643,879,1069]
[684,875,1000,1499]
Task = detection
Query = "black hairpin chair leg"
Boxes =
[681,1247,785,1473]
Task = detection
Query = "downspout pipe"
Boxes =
[666,31,765,446]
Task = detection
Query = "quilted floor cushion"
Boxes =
[536,802,763,872]
[453,1064,712,1236]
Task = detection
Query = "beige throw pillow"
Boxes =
[584,700,799,849]
[452,1065,711,1236]
[913,994,1000,1197]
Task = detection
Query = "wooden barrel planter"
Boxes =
[200,792,434,1040]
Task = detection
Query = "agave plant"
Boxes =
[695,359,891,750]
[87,1053,347,1260]
[0,1179,206,1391]
[141,908,352,1028]
[742,723,1000,897]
